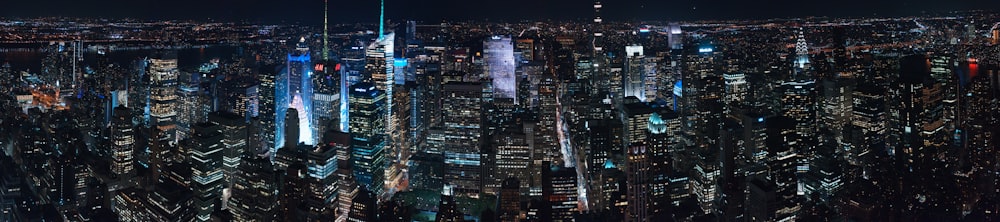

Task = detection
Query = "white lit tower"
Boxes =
[148,57,180,146]
[484,36,517,101]
[794,28,810,71]
[364,0,398,200]
[111,106,135,178]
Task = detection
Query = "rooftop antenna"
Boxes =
[322,0,330,60]
[378,0,385,40]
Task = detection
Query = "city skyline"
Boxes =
[3,0,1000,23]
[0,0,999,222]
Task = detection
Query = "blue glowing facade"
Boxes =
[340,64,350,132]
[274,67,290,154]
[287,39,315,146]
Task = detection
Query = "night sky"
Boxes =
[2,0,998,24]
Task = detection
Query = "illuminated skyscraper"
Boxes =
[543,164,578,222]
[190,122,225,222]
[177,77,204,141]
[794,28,810,70]
[485,36,517,101]
[148,57,179,146]
[442,82,484,198]
[624,142,649,222]
[723,73,747,111]
[228,149,278,222]
[111,106,134,178]
[386,81,411,195]
[313,61,341,144]
[207,112,247,196]
[625,45,645,100]
[780,78,817,153]
[349,83,386,198]
[494,129,532,195]
[288,38,315,146]
[680,41,723,214]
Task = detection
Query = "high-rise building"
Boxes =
[228,150,278,222]
[288,38,315,146]
[535,75,561,168]
[207,111,247,204]
[625,142,650,222]
[494,129,532,195]
[443,82,484,198]
[313,61,341,144]
[625,45,646,100]
[177,72,204,141]
[189,122,225,222]
[110,106,135,178]
[233,85,259,120]
[543,164,578,222]
[888,55,947,174]
[148,56,179,145]
[723,73,748,111]
[258,65,280,157]
[349,83,387,198]
[850,64,887,166]
[485,36,517,101]
[498,178,522,222]
[301,132,344,220]
[680,41,723,214]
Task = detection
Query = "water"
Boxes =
[0,44,249,72]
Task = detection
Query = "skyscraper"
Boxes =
[148,56,179,145]
[723,73,748,111]
[681,41,723,214]
[189,122,225,222]
[207,112,247,197]
[177,72,204,141]
[110,106,134,178]
[258,64,280,157]
[485,36,517,101]
[494,129,532,195]
[888,55,947,175]
[288,38,315,146]
[625,45,646,100]
[543,164,578,222]
[228,149,278,222]
[442,82,484,198]
[349,82,386,198]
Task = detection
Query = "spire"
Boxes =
[322,0,329,60]
[795,28,809,69]
[378,0,385,40]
